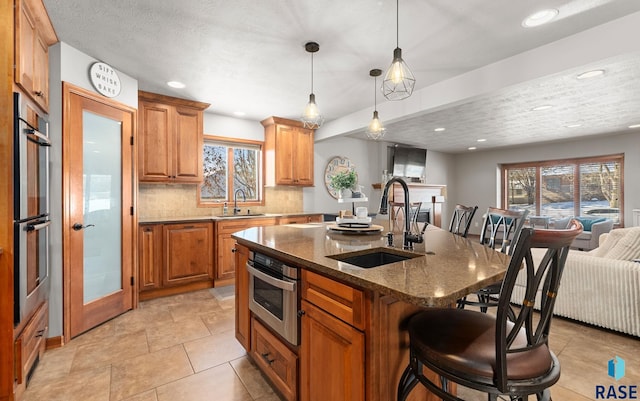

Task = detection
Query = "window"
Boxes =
[502,154,623,224]
[199,136,263,205]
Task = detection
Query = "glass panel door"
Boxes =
[82,111,122,303]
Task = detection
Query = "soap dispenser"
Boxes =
[223,202,228,215]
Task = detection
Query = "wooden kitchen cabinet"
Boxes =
[215,217,276,286]
[261,117,314,187]
[138,221,214,300]
[277,214,322,225]
[13,300,48,400]
[299,270,366,401]
[138,91,210,183]
[234,243,251,351]
[251,317,298,401]
[15,0,57,112]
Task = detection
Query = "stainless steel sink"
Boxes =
[216,213,266,218]
[327,248,421,268]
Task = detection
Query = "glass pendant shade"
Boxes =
[382,47,415,101]
[301,42,324,129]
[366,110,385,140]
[302,93,324,129]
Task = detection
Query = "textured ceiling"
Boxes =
[42,0,640,153]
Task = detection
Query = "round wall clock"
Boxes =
[324,156,357,199]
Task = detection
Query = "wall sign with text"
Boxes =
[89,62,122,98]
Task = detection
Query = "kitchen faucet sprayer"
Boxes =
[233,189,247,215]
[379,177,424,249]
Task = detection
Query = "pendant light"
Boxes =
[366,69,385,140]
[382,0,415,101]
[301,41,324,129]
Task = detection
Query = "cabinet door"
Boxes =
[293,128,314,186]
[217,234,237,282]
[274,124,296,185]
[32,32,49,111]
[300,299,365,401]
[15,0,35,96]
[234,243,251,351]
[138,224,163,292]
[139,101,173,181]
[163,223,213,286]
[173,106,203,182]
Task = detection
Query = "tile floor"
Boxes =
[22,288,639,401]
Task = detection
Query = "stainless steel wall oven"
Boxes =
[247,251,299,346]
[13,92,50,325]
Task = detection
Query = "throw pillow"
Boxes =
[576,217,605,231]
[603,227,640,261]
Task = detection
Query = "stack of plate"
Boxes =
[336,216,372,228]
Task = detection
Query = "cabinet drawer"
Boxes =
[15,301,48,385]
[302,270,366,331]
[217,217,276,235]
[251,317,297,401]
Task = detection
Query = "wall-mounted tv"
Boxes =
[389,145,427,180]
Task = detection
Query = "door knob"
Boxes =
[72,223,95,231]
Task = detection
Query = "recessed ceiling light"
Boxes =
[576,70,605,80]
[233,111,246,117]
[434,127,446,132]
[477,138,487,142]
[468,147,477,151]
[522,9,558,27]
[629,124,640,129]
[565,123,582,128]
[167,81,186,89]
[531,105,553,111]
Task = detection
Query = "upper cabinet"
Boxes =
[138,91,210,183]
[261,117,314,187]
[15,0,58,113]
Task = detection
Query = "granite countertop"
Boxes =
[139,212,323,224]
[232,222,511,307]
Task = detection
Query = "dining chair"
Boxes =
[389,201,422,232]
[397,220,583,401]
[458,207,529,312]
[448,204,478,237]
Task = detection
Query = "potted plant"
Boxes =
[330,170,357,199]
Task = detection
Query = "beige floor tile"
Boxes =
[120,389,158,401]
[167,298,224,322]
[67,318,118,347]
[27,343,78,387]
[22,366,111,401]
[156,363,252,401]
[201,308,235,334]
[184,331,246,372]
[71,329,149,371]
[110,344,193,401]
[230,356,281,400]
[145,316,211,352]
[112,306,175,336]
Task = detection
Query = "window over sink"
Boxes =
[199,136,264,206]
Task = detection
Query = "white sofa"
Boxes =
[512,226,640,337]
[553,216,614,250]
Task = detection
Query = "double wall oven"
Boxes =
[247,251,300,346]
[13,92,51,326]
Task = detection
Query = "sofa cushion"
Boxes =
[603,227,640,261]
[575,216,605,231]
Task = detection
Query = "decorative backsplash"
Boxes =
[138,184,303,218]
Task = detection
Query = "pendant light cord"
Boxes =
[374,76,378,111]
[396,0,399,48]
[310,52,314,93]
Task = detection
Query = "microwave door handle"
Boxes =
[246,263,296,292]
[26,220,51,232]
[25,128,52,146]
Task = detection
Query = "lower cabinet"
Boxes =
[14,301,48,399]
[215,217,277,286]
[234,243,251,351]
[251,317,298,401]
[300,271,365,401]
[138,221,213,300]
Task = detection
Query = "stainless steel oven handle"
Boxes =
[246,263,296,292]
[25,128,52,146]
[26,220,51,232]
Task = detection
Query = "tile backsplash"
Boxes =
[138,184,304,218]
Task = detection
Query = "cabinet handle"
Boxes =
[183,225,195,229]
[144,227,153,232]
[34,91,44,98]
[261,352,275,365]
[297,310,306,317]
[231,248,237,253]
[35,329,45,338]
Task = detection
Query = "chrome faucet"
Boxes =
[378,177,424,249]
[233,189,246,215]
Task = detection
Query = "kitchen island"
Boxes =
[232,222,511,401]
